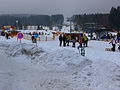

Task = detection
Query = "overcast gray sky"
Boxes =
[0,0,120,17]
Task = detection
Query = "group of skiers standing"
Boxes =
[59,34,89,48]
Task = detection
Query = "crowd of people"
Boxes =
[58,33,120,52]
[2,30,120,52]
[58,34,89,48]
[101,33,115,39]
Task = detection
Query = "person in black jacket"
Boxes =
[31,35,35,43]
[62,34,66,47]
[117,33,120,43]
[59,34,63,46]
[5,32,9,39]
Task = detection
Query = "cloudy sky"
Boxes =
[0,0,120,16]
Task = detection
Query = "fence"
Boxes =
[24,35,56,41]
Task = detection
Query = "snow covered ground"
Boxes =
[0,36,120,90]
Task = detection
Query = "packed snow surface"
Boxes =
[0,36,120,90]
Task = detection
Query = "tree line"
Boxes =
[0,6,119,31]
[72,6,120,32]
[0,14,64,29]
[72,14,109,27]
[109,6,120,31]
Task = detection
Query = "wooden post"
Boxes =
[39,37,41,41]
[20,39,21,43]
[36,41,37,46]
[46,36,47,41]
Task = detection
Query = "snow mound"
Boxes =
[31,49,92,70]
[0,43,10,50]
[4,43,45,57]
[0,42,92,70]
